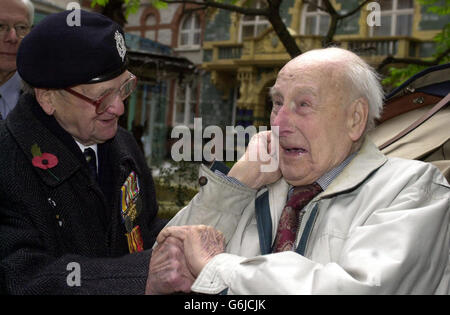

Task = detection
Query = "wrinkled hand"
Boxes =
[145,236,195,295]
[228,130,281,189]
[157,225,226,277]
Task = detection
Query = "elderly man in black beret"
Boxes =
[0,10,173,294]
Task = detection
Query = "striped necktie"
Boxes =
[273,183,322,252]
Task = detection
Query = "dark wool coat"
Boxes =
[0,94,166,294]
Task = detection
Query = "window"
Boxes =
[179,13,201,48]
[239,0,269,41]
[174,81,198,126]
[300,0,330,36]
[371,0,414,37]
[144,13,157,41]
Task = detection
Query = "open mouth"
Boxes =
[281,145,308,156]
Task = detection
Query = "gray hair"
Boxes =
[21,80,35,96]
[20,0,35,25]
[340,54,384,133]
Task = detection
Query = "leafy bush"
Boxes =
[153,160,199,219]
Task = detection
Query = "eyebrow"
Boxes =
[269,86,318,98]
[269,86,281,99]
[0,20,29,26]
[296,86,318,97]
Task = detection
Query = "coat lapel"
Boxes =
[6,94,82,187]
[320,138,388,198]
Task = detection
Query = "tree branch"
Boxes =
[163,0,302,57]
[162,0,269,16]
[322,0,338,16]
[182,5,207,13]
[338,0,371,20]
[311,0,372,47]
[377,47,450,71]
[266,3,302,57]
[267,0,282,7]
[302,0,329,13]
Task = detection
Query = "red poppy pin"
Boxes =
[31,144,59,180]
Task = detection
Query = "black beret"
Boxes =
[17,10,128,88]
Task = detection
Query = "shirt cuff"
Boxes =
[214,169,246,187]
[190,253,246,295]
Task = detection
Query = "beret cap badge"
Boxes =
[115,30,126,62]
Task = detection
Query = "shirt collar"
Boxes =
[287,152,357,195]
[0,71,22,118]
[316,152,357,191]
[75,141,98,169]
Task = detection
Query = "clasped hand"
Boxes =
[145,225,225,294]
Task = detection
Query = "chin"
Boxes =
[95,131,117,143]
[280,161,315,185]
[280,166,307,183]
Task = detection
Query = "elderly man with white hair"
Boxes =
[0,0,34,120]
[146,47,450,295]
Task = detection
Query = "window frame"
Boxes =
[141,10,159,41]
[178,13,201,49]
[238,0,270,42]
[173,81,198,128]
[369,0,414,37]
[299,0,331,36]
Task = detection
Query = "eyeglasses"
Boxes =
[0,23,31,38]
[64,74,138,114]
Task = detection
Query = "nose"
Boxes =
[105,94,125,117]
[3,28,20,43]
[271,103,293,136]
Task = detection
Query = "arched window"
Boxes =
[144,13,157,40]
[371,0,414,37]
[179,13,201,48]
[300,0,330,36]
[239,0,269,41]
[146,13,157,26]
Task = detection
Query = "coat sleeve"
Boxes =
[164,165,257,245]
[191,164,450,295]
[0,202,152,295]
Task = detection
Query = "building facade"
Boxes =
[29,1,447,164]
[124,0,447,160]
[200,0,447,127]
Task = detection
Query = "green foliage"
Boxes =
[382,64,428,87]
[382,0,450,87]
[91,0,166,17]
[153,160,199,219]
[434,23,450,55]
[91,0,108,6]
[125,0,141,15]
[418,0,450,15]
[153,1,168,9]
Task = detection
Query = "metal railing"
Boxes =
[218,45,243,59]
[205,36,423,64]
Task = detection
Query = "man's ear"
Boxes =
[347,98,369,142]
[34,88,55,115]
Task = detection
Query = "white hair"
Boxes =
[293,47,384,134]
[19,0,35,25]
[339,51,384,133]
